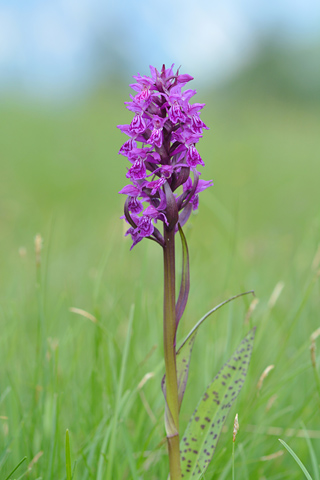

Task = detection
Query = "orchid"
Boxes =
[118,65,255,480]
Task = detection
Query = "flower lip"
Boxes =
[186,145,205,168]
[129,115,146,134]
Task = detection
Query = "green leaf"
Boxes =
[66,429,72,480]
[176,292,254,411]
[176,224,190,328]
[180,328,255,479]
[279,439,313,480]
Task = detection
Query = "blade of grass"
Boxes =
[301,422,320,480]
[72,460,77,480]
[66,429,72,480]
[3,456,27,480]
[0,450,10,472]
[121,424,140,480]
[0,386,11,405]
[275,274,318,365]
[97,305,134,480]
[279,439,313,480]
[48,393,59,480]
[80,413,111,480]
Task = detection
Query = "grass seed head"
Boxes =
[233,413,239,442]
[268,282,284,309]
[260,450,284,461]
[245,297,259,324]
[34,233,43,266]
[266,394,278,411]
[257,365,275,394]
[310,327,320,368]
[19,246,27,258]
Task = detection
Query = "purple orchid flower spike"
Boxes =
[117,64,212,250]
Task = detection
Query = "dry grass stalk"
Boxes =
[139,344,158,367]
[268,282,284,309]
[310,340,317,368]
[28,451,44,470]
[310,327,320,368]
[257,365,275,394]
[69,307,97,323]
[138,372,157,424]
[260,450,284,461]
[139,390,157,425]
[19,246,27,258]
[245,297,259,325]
[34,233,43,267]
[266,394,278,412]
[138,372,155,390]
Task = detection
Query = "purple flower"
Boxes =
[186,145,205,168]
[117,64,213,249]
[118,184,141,196]
[144,205,168,225]
[126,158,146,180]
[129,115,146,135]
[125,226,142,250]
[190,115,208,135]
[148,115,167,148]
[149,128,163,148]
[133,85,152,108]
[128,147,153,163]
[119,139,137,156]
[128,196,144,214]
[177,73,194,84]
[169,100,185,124]
[138,216,154,237]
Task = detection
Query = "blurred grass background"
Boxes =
[1,4,320,478]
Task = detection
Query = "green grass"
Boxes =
[0,87,320,479]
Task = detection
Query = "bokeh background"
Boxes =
[1,1,320,479]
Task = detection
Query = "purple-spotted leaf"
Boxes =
[163,292,254,414]
[175,224,190,329]
[180,328,255,479]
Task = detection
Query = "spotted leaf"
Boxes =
[163,292,254,414]
[180,328,255,479]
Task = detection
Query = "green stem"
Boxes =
[232,441,235,480]
[163,225,181,480]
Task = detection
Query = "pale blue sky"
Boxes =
[0,0,319,98]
